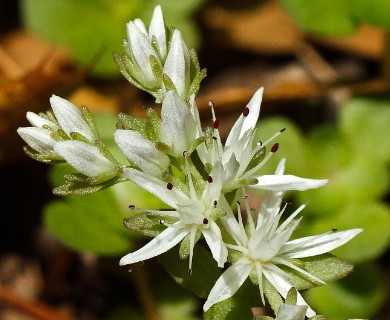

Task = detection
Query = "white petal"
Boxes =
[201,161,223,205]
[203,263,253,311]
[225,87,263,148]
[203,221,228,267]
[160,91,196,156]
[280,229,363,258]
[263,267,316,317]
[115,129,170,176]
[50,95,95,141]
[127,21,158,86]
[277,303,307,320]
[148,5,167,60]
[17,127,56,154]
[26,111,59,129]
[119,225,188,265]
[54,140,118,178]
[163,30,190,99]
[253,174,328,191]
[133,18,147,35]
[123,167,189,209]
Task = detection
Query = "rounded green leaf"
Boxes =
[305,262,387,319]
[310,201,390,263]
[340,97,390,163]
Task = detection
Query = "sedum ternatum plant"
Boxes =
[17,5,363,319]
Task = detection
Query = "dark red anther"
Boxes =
[213,118,220,129]
[242,107,250,117]
[271,143,279,153]
[203,218,209,224]
[207,176,213,183]
[129,205,135,210]
[213,200,218,206]
[167,182,173,190]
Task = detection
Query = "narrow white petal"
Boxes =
[149,5,167,60]
[119,225,188,265]
[163,30,190,98]
[133,18,147,35]
[253,174,328,191]
[160,91,196,156]
[115,129,170,176]
[26,111,59,129]
[203,221,228,267]
[225,87,263,148]
[280,229,363,258]
[50,95,95,141]
[127,22,158,85]
[54,140,118,178]
[17,127,56,154]
[203,263,253,311]
[123,167,189,209]
[201,161,223,205]
[240,87,263,137]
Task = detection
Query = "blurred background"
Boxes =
[0,0,389,319]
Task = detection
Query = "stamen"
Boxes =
[212,136,217,140]
[243,194,248,199]
[188,268,193,275]
[256,141,263,147]
[128,204,136,210]
[207,175,213,183]
[213,200,218,206]
[167,182,173,190]
[183,150,188,158]
[159,219,164,225]
[203,218,209,224]
[332,228,338,232]
[184,152,198,200]
[208,100,214,108]
[271,143,279,153]
[242,107,249,117]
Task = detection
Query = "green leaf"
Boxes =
[305,262,388,319]
[311,201,390,263]
[279,0,356,36]
[204,280,263,320]
[340,96,390,163]
[282,254,354,291]
[158,244,221,299]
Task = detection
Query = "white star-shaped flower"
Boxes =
[204,188,362,317]
[120,160,228,271]
[198,88,328,194]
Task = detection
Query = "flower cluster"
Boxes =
[17,5,362,318]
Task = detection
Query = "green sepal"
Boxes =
[264,276,284,314]
[81,105,99,138]
[22,146,64,163]
[116,112,147,134]
[145,211,178,225]
[162,73,177,94]
[310,316,327,320]
[246,148,266,172]
[179,230,202,260]
[188,68,207,99]
[149,54,163,83]
[50,128,69,141]
[285,287,298,305]
[69,131,90,143]
[113,51,146,92]
[145,108,161,142]
[44,110,58,124]
[281,254,354,290]
[53,172,127,196]
[123,212,165,238]
[155,141,172,155]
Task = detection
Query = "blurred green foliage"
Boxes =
[279,0,390,36]
[20,0,205,78]
[255,96,390,318]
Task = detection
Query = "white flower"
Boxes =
[54,140,119,180]
[120,161,228,270]
[202,88,328,193]
[203,189,362,316]
[115,129,170,177]
[17,95,96,158]
[49,95,96,142]
[159,91,197,157]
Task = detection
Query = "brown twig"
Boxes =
[0,283,71,320]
